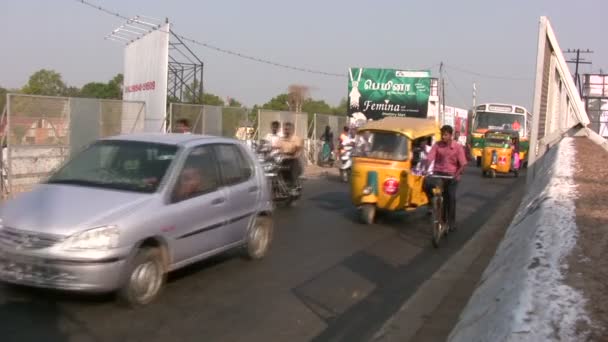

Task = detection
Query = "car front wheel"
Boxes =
[118,247,165,307]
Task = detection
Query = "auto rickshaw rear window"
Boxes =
[357,131,408,161]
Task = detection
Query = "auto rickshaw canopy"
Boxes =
[357,117,439,140]
[484,129,520,149]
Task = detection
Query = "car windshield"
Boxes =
[475,112,525,134]
[355,131,409,161]
[47,140,178,193]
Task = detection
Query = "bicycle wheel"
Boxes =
[431,195,444,248]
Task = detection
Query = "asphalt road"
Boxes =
[0,166,524,342]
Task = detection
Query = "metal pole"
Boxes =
[6,94,12,197]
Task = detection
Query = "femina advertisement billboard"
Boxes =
[348,68,431,121]
[123,23,170,132]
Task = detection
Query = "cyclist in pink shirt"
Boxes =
[424,125,468,231]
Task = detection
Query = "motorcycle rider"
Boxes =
[338,126,351,157]
[265,121,282,147]
[274,122,303,191]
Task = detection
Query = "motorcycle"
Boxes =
[255,140,302,206]
[338,143,354,183]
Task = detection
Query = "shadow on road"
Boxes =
[0,284,101,342]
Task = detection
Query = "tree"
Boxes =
[302,99,333,116]
[182,80,225,106]
[22,69,67,96]
[202,93,225,106]
[107,74,123,99]
[63,86,81,97]
[262,93,290,111]
[80,82,111,99]
[228,98,242,107]
[332,98,347,116]
[0,86,6,113]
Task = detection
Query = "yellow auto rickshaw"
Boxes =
[481,129,521,178]
[350,117,440,224]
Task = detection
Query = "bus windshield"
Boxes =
[475,112,525,134]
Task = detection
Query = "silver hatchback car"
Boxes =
[0,133,274,306]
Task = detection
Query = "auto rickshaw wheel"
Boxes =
[476,157,481,167]
[361,204,376,224]
[490,170,497,178]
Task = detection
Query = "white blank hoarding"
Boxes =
[123,23,170,132]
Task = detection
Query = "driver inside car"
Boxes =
[174,166,203,202]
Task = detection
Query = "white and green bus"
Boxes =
[469,103,532,166]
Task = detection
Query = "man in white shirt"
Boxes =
[264,121,282,147]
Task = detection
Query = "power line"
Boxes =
[74,0,347,78]
[173,34,346,77]
[564,48,593,96]
[444,70,469,105]
[445,64,532,81]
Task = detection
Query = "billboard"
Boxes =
[123,23,170,132]
[348,68,431,121]
[583,75,608,137]
[444,105,469,144]
[584,74,608,98]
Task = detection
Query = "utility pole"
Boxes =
[439,62,445,125]
[564,48,593,96]
[472,82,477,110]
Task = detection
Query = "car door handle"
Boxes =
[211,197,226,205]
[248,186,259,193]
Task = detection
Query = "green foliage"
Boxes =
[261,93,289,111]
[182,80,227,106]
[80,82,111,98]
[107,73,123,99]
[0,86,6,113]
[228,98,242,107]
[79,73,123,99]
[202,93,225,106]
[63,86,81,97]
[332,98,347,116]
[22,69,67,96]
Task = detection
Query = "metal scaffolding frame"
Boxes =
[105,15,205,105]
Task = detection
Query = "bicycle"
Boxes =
[426,174,455,248]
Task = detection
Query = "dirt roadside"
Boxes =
[567,137,608,340]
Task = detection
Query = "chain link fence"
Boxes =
[1,93,146,198]
[168,103,250,138]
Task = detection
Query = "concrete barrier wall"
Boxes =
[448,137,591,341]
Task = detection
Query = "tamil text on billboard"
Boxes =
[123,23,170,132]
[348,68,431,121]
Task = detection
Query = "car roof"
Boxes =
[357,117,439,139]
[101,133,237,147]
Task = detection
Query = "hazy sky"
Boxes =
[1,0,606,109]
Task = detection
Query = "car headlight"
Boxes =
[62,225,120,251]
